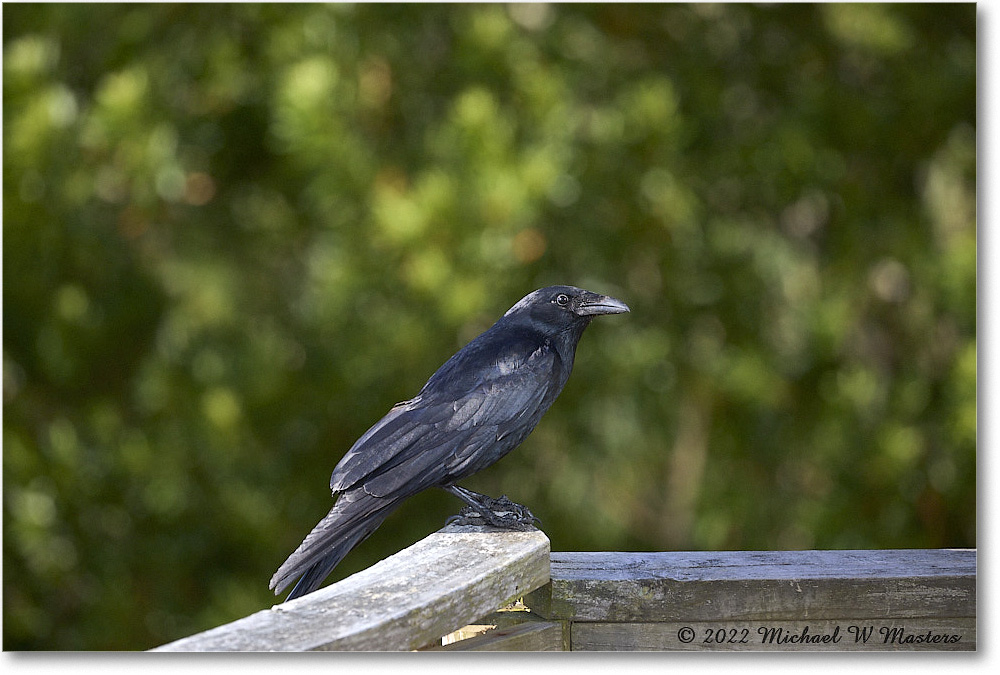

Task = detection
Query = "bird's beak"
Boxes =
[576,293,631,317]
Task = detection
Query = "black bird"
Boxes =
[270,285,629,600]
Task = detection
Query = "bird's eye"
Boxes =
[555,293,570,306]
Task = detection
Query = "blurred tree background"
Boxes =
[3,3,975,650]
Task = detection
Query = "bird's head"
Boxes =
[503,285,630,334]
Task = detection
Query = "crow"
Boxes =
[269,285,629,600]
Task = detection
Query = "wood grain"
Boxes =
[153,524,550,651]
[525,549,976,623]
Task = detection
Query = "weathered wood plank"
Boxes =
[430,620,567,651]
[572,618,975,651]
[425,602,561,649]
[153,524,550,651]
[437,602,541,643]
[524,549,975,623]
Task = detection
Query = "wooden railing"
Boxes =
[152,525,975,651]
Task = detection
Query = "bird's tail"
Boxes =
[269,489,401,601]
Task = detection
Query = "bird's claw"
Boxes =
[491,495,542,528]
[446,495,540,531]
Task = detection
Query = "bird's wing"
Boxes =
[328,337,558,498]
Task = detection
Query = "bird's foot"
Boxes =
[446,495,540,531]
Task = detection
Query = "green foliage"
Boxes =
[3,4,975,650]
